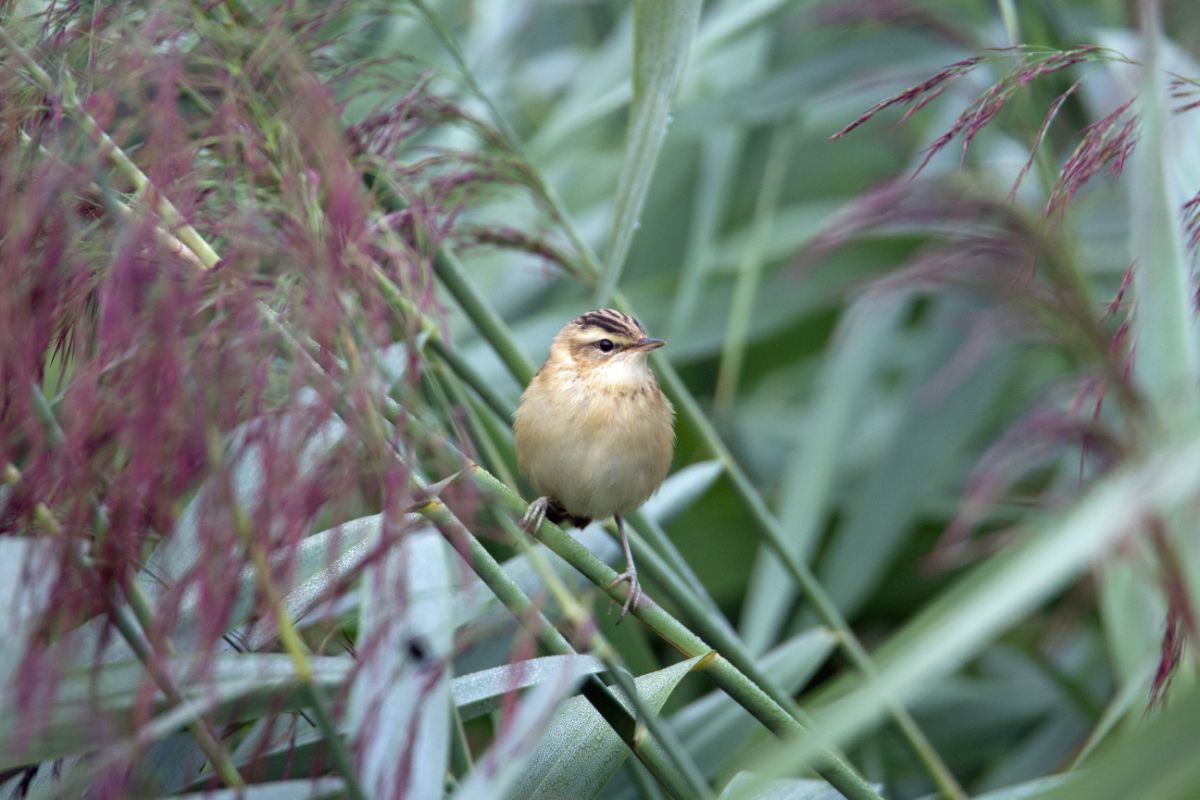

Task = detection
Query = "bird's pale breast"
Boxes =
[514,370,674,521]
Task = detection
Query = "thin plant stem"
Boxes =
[413,496,711,800]
[714,123,795,413]
[16,393,248,791]
[448,698,473,777]
[236,514,369,800]
[435,362,519,489]
[426,245,964,796]
[385,395,878,798]
[499,515,715,800]
[0,26,220,269]
[466,464,882,800]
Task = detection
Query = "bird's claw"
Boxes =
[608,568,642,623]
[521,497,549,533]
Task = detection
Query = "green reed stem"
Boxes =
[424,244,962,795]
[18,388,248,791]
[465,464,882,800]
[0,26,221,269]
[414,496,709,800]
[236,519,368,800]
[384,396,878,799]
[500,516,715,800]
[714,123,795,413]
[448,698,474,777]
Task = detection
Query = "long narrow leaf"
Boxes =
[451,656,609,800]
[752,426,1200,770]
[596,0,702,304]
[739,293,908,652]
[168,778,346,800]
[508,656,702,800]
[347,527,456,799]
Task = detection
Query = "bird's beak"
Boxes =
[632,337,666,352]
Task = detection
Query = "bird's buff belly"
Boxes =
[519,414,670,521]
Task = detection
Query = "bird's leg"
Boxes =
[607,514,642,622]
[521,496,550,533]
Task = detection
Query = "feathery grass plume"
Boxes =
[823,25,1200,719]
[1168,73,1200,114]
[1182,190,1200,252]
[833,46,1133,179]
[801,176,1157,587]
[0,1,539,794]
[829,56,984,142]
[929,400,1125,570]
[804,179,1125,370]
[1045,98,1139,215]
[454,224,579,276]
[1008,78,1082,199]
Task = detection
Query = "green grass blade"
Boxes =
[532,0,799,153]
[714,123,796,412]
[347,528,454,799]
[669,127,742,341]
[1127,3,1200,436]
[1039,682,1200,800]
[452,657,609,800]
[719,774,880,800]
[453,656,607,722]
[0,654,354,770]
[166,779,346,800]
[673,630,835,780]
[753,427,1200,769]
[595,0,702,305]
[668,28,769,340]
[0,538,59,684]
[739,293,908,652]
[505,657,702,800]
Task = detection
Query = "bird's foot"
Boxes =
[521,496,550,533]
[607,566,642,623]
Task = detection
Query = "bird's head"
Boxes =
[547,308,665,389]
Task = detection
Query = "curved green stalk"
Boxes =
[385,396,879,799]
[714,123,795,413]
[11,397,248,792]
[426,249,963,796]
[464,462,881,800]
[413,497,710,800]
[0,26,220,269]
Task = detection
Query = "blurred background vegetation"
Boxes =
[3,0,1200,798]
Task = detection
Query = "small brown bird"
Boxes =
[514,308,675,619]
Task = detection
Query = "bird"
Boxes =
[514,308,675,620]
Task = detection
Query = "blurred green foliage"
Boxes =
[4,0,1200,798]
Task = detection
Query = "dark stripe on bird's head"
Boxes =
[575,308,645,338]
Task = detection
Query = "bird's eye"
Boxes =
[597,339,615,353]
